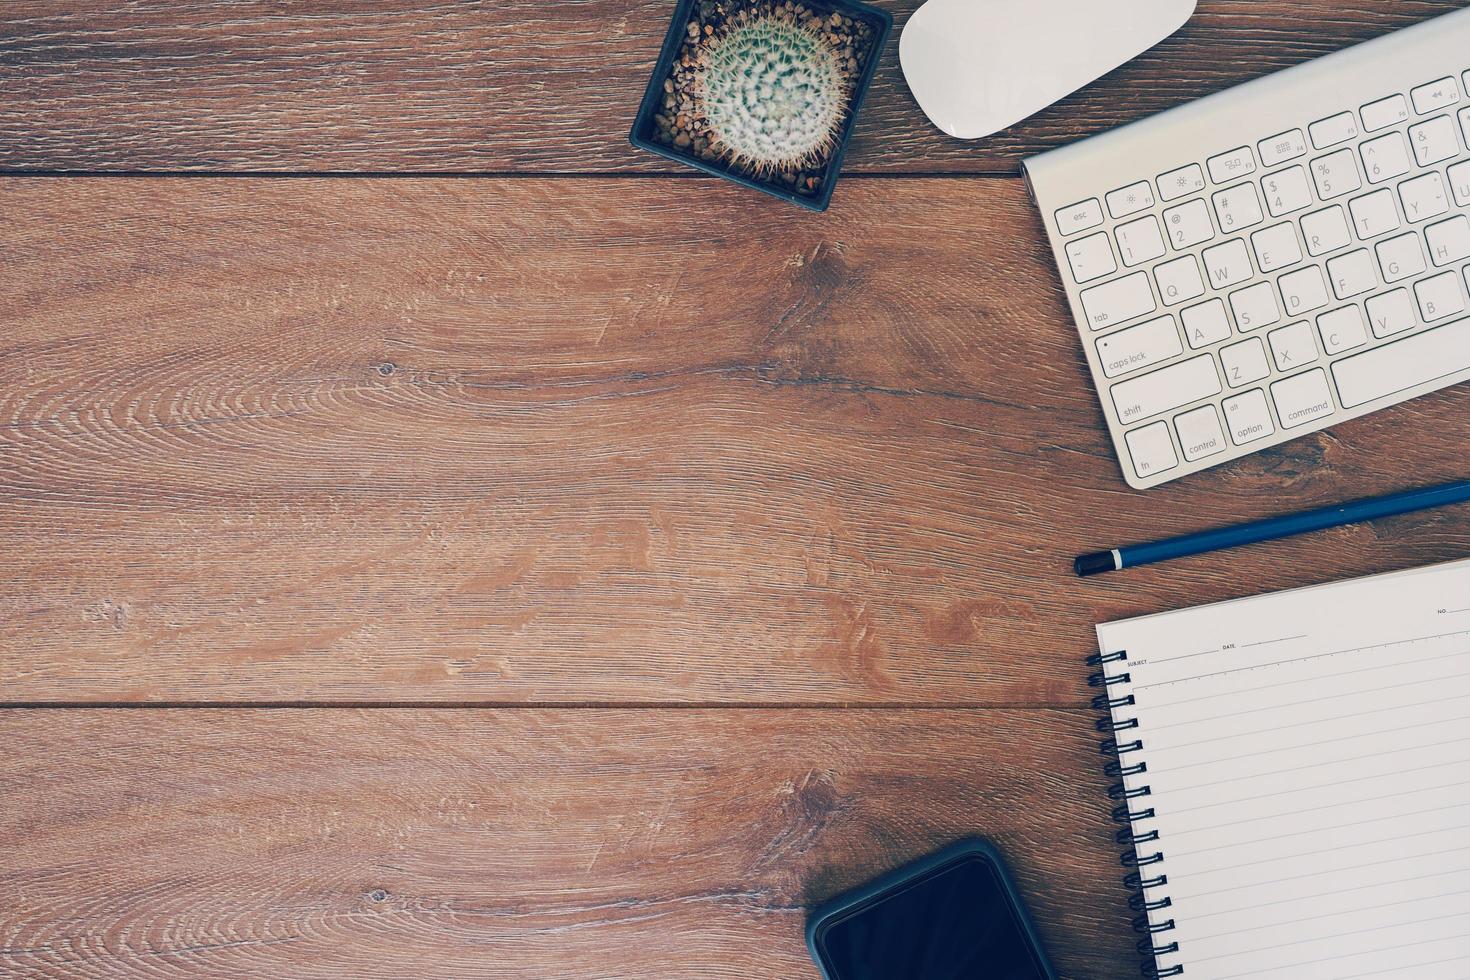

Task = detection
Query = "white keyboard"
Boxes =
[1025,7,1470,489]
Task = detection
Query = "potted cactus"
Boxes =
[631,0,892,211]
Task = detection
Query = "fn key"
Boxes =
[1125,421,1179,479]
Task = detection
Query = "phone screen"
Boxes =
[813,855,1049,980]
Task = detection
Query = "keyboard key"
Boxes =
[1309,111,1359,149]
[1461,106,1470,151]
[1097,315,1184,378]
[1366,288,1417,338]
[1375,232,1427,283]
[1201,239,1253,289]
[1327,249,1377,299]
[1174,404,1227,461]
[1271,368,1336,429]
[1279,266,1331,317]
[1162,199,1215,249]
[1333,314,1470,407]
[1125,421,1179,480]
[1261,166,1313,217]
[1182,299,1232,349]
[1415,270,1467,321]
[1268,320,1319,371]
[1317,305,1369,354]
[1425,215,1470,267]
[1057,199,1104,235]
[1158,164,1206,202]
[1080,272,1157,330]
[1360,94,1410,132]
[1065,231,1117,283]
[1111,354,1222,424]
[1411,76,1461,115]
[1301,206,1352,256]
[1250,222,1302,273]
[1208,147,1257,184]
[1221,337,1271,387]
[1154,255,1206,305]
[1311,149,1362,199]
[1347,188,1400,239]
[1116,215,1167,266]
[1212,183,1265,232]
[1448,160,1470,207]
[1258,129,1308,168]
[1399,171,1451,222]
[1409,115,1460,166]
[1360,131,1413,184]
[1107,181,1157,219]
[1229,281,1282,332]
[1223,389,1276,445]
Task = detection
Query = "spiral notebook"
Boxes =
[1091,557,1470,979]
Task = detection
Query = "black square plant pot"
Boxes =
[629,0,892,211]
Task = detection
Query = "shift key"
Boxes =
[1111,355,1222,424]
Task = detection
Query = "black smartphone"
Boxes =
[806,839,1058,980]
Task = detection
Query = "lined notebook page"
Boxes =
[1096,558,1470,979]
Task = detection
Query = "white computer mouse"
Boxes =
[900,0,1197,140]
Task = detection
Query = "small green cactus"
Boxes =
[694,11,849,176]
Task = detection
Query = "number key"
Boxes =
[1359,132,1412,184]
[1311,149,1362,200]
[1116,216,1167,267]
[1409,116,1459,167]
[1262,166,1312,216]
[1212,183,1264,231]
[1162,199,1214,249]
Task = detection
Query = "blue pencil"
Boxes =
[1075,478,1470,576]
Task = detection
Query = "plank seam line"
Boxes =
[0,169,1021,180]
[0,701,1092,711]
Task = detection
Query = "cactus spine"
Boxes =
[694,11,848,176]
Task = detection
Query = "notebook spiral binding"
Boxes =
[1087,649,1184,979]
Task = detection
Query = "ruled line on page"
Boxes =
[1338,951,1470,979]
[1186,883,1470,945]
[1144,688,1470,754]
[1210,925,1470,978]
[1242,633,1309,649]
[1159,733,1470,794]
[1175,843,1470,904]
[1162,782,1470,848]
[1168,799,1470,855]
[1134,629,1470,689]
[1186,863,1470,924]
[1140,646,1470,709]
[1193,910,1470,969]
[1167,811,1470,882]
[1160,713,1470,773]
[1164,757,1470,817]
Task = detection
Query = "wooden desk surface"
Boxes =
[4,2,1470,976]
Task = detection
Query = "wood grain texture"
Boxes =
[1,0,1465,174]
[5,177,1470,704]
[0,708,1136,979]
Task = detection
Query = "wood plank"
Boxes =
[1,1,1464,174]
[5,177,1470,705]
[0,708,1137,978]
